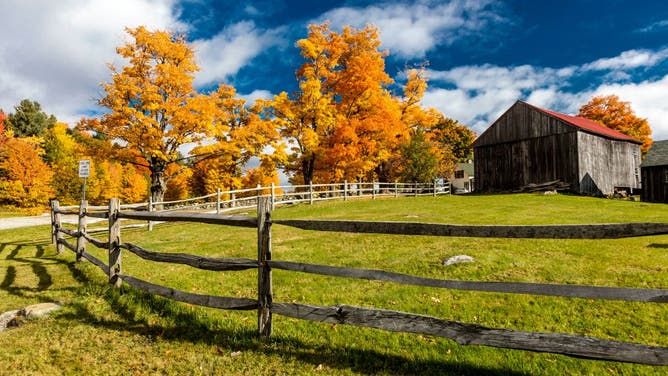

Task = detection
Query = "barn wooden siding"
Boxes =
[474,133,579,192]
[641,166,668,203]
[577,132,641,196]
[474,101,641,195]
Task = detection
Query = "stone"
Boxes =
[442,255,475,266]
[0,310,21,332]
[0,302,62,332]
[20,302,62,318]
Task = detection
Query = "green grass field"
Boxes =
[0,193,666,375]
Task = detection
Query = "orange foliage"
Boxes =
[578,95,653,154]
[164,163,191,202]
[0,137,53,208]
[84,26,218,204]
[269,23,407,184]
[120,164,149,203]
[190,84,283,195]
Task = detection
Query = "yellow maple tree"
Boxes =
[190,84,284,195]
[84,26,218,204]
[268,23,408,184]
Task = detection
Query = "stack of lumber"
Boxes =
[516,180,570,193]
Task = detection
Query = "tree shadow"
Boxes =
[648,243,668,249]
[2,236,527,375]
[54,279,528,376]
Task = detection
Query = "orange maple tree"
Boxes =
[578,95,653,154]
[84,26,218,205]
[0,137,54,209]
[269,23,408,184]
[189,84,284,195]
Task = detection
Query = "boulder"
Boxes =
[0,302,62,332]
[442,255,475,266]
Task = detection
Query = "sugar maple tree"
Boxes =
[84,26,218,204]
[269,23,406,184]
[0,137,53,209]
[578,95,653,154]
[190,84,283,195]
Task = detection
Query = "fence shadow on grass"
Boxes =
[0,239,80,300]
[54,272,527,376]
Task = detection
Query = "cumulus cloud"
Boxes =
[193,22,284,86]
[591,76,668,140]
[0,1,283,124]
[582,49,668,71]
[422,48,668,139]
[0,0,184,123]
[315,0,506,58]
[239,89,274,103]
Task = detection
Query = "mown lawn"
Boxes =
[0,193,666,375]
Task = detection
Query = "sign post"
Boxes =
[78,159,90,200]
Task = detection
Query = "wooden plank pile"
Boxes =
[516,179,570,193]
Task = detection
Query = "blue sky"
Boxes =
[1,0,668,140]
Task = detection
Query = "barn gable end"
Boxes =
[473,100,641,196]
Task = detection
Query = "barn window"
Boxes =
[455,170,464,179]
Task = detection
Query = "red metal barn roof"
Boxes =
[525,101,642,144]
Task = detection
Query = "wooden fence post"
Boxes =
[51,200,64,254]
[270,183,276,210]
[216,188,221,214]
[257,196,273,337]
[394,182,398,198]
[108,198,122,288]
[76,200,88,262]
[231,192,236,208]
[344,180,348,201]
[309,182,314,205]
[50,199,56,244]
[148,197,154,231]
[372,181,377,199]
[433,179,437,197]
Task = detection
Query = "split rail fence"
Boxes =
[50,197,668,366]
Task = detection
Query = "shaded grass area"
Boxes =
[0,193,666,375]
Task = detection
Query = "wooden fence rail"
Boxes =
[49,197,668,366]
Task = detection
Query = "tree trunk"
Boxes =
[150,159,168,210]
[302,155,316,186]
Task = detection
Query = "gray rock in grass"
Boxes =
[442,255,475,266]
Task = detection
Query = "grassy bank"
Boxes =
[0,193,666,375]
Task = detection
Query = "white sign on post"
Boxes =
[78,160,91,178]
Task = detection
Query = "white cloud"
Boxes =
[193,22,284,86]
[422,48,668,139]
[422,64,575,133]
[591,76,668,141]
[582,49,668,71]
[316,0,505,58]
[0,0,184,123]
[240,89,274,104]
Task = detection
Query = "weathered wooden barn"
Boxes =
[640,140,668,203]
[473,100,642,196]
